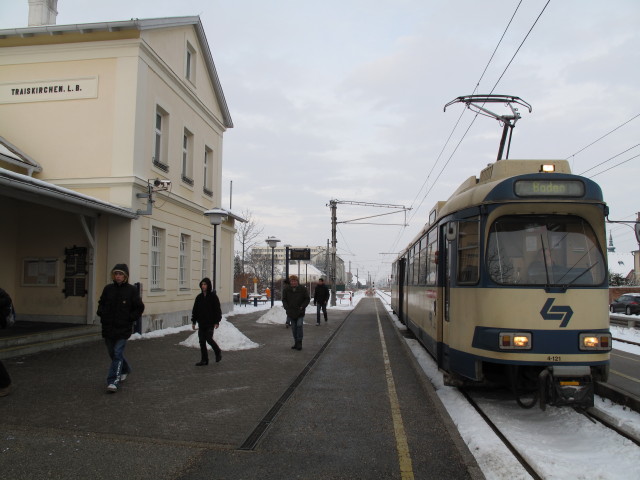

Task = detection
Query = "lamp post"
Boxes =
[204,208,227,291]
[266,236,280,307]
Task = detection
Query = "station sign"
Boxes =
[289,248,311,261]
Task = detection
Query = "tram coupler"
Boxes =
[539,366,594,410]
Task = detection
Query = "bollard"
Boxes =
[254,297,258,307]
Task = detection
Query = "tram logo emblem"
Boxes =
[540,298,573,328]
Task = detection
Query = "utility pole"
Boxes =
[327,198,410,299]
[330,200,337,306]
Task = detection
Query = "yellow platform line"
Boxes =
[375,301,415,480]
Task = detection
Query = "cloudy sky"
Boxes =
[2,0,639,283]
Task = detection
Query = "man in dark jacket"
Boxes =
[191,277,222,365]
[282,275,310,350]
[97,264,144,393]
[313,278,330,325]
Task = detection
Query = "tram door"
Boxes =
[439,222,455,369]
[397,258,406,323]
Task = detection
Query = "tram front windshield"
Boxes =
[486,215,605,286]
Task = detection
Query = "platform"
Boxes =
[0,298,483,480]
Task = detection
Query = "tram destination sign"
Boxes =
[515,180,584,197]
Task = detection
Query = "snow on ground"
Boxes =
[130,291,640,479]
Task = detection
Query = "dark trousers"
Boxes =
[0,360,11,388]
[198,327,221,361]
[316,302,327,323]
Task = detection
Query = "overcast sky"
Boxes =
[2,0,639,283]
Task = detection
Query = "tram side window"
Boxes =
[457,219,479,284]
[412,244,420,285]
[419,236,428,284]
[427,229,438,285]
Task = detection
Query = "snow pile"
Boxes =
[257,305,287,325]
[178,319,259,351]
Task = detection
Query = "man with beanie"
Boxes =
[97,264,144,393]
[282,275,310,350]
[191,277,222,365]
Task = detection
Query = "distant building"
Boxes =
[0,8,241,331]
[251,245,346,285]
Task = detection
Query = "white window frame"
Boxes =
[179,233,191,290]
[185,42,196,84]
[203,145,213,196]
[153,106,169,171]
[181,128,194,185]
[151,226,165,291]
[201,239,211,280]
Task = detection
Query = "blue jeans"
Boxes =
[104,338,131,386]
[288,316,304,342]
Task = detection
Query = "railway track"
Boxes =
[461,387,640,479]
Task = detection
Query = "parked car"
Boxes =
[609,293,640,315]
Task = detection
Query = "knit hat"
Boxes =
[289,275,299,281]
[111,263,129,281]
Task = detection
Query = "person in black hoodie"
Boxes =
[191,277,222,366]
[97,264,145,393]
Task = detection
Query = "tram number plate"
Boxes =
[547,355,562,361]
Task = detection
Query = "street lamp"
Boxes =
[204,208,227,291]
[266,236,280,307]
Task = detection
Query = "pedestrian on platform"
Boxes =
[313,278,330,325]
[240,285,248,306]
[282,275,310,350]
[97,264,144,393]
[0,288,15,397]
[283,278,291,328]
[191,277,222,366]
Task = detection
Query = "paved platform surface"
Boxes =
[0,297,483,480]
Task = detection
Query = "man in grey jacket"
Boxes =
[282,275,310,350]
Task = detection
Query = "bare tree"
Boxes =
[235,209,263,274]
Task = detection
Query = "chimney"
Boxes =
[28,0,59,27]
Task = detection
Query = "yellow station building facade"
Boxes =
[0,10,242,331]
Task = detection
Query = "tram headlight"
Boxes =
[499,332,532,350]
[579,333,612,351]
[540,164,555,173]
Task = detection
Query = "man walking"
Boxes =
[282,275,310,350]
[191,277,222,366]
[97,264,144,393]
[313,278,330,325]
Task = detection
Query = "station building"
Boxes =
[0,6,242,332]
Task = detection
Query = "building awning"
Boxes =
[0,168,137,219]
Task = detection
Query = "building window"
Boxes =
[203,146,213,196]
[153,106,169,172]
[185,42,196,83]
[202,239,211,279]
[151,227,165,290]
[181,128,194,185]
[179,233,191,289]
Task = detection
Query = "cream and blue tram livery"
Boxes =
[391,159,611,408]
